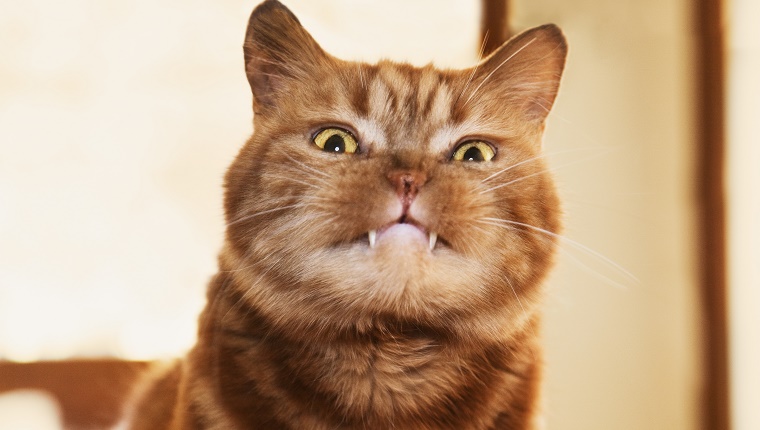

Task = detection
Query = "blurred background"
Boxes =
[0,0,757,429]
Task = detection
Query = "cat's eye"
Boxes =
[451,141,495,162]
[313,128,359,154]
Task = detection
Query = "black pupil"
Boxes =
[324,134,345,153]
[462,146,484,161]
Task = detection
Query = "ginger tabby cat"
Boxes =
[122,1,568,428]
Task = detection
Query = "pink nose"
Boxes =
[386,170,427,205]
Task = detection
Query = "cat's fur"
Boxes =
[124,1,567,429]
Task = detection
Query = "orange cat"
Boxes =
[123,1,567,428]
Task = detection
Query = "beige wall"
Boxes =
[0,0,702,429]
[512,0,702,429]
[727,1,760,429]
[0,0,479,357]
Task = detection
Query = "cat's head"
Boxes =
[222,0,567,341]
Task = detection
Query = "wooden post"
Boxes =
[695,0,730,428]
[480,0,511,57]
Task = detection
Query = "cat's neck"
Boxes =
[187,271,542,429]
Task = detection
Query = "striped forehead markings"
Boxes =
[337,63,477,153]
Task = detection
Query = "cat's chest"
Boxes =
[291,333,462,417]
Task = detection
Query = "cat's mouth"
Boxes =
[367,215,441,251]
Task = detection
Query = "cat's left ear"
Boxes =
[243,0,331,111]
[471,24,568,124]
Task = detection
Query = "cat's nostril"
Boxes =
[387,170,427,202]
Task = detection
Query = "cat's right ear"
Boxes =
[243,0,330,111]
[470,24,568,125]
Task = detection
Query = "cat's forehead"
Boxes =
[322,61,496,153]
[321,61,497,155]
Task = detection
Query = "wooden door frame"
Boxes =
[481,0,511,57]
[695,0,730,429]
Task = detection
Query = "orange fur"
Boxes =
[124,1,567,428]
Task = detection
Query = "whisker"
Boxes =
[478,217,638,284]
[479,169,551,194]
[479,149,613,194]
[482,154,548,183]
[281,153,330,178]
[263,174,324,190]
[482,147,606,183]
[557,248,629,290]
[227,203,311,227]
[463,37,538,108]
[456,31,489,105]
[357,65,366,91]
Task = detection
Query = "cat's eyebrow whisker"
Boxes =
[357,65,366,91]
[474,80,566,102]
[456,31,489,105]
[478,217,638,285]
[463,37,537,108]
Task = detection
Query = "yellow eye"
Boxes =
[451,141,495,162]
[313,128,359,154]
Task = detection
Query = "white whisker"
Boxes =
[357,65,366,90]
[282,153,330,178]
[482,154,548,183]
[482,147,605,183]
[457,32,490,104]
[463,37,537,108]
[227,203,310,227]
[558,248,629,290]
[479,149,613,194]
[478,217,638,284]
[479,168,552,194]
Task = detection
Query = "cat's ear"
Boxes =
[243,0,331,111]
[471,24,568,124]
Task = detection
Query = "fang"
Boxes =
[369,230,377,248]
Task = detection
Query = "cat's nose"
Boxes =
[387,170,427,204]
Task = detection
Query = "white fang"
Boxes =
[369,230,377,248]
[429,232,438,251]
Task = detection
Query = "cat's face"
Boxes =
[222,1,566,339]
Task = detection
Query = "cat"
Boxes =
[122,0,567,428]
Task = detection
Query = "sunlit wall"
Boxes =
[0,0,480,361]
[727,1,760,429]
[512,0,701,429]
